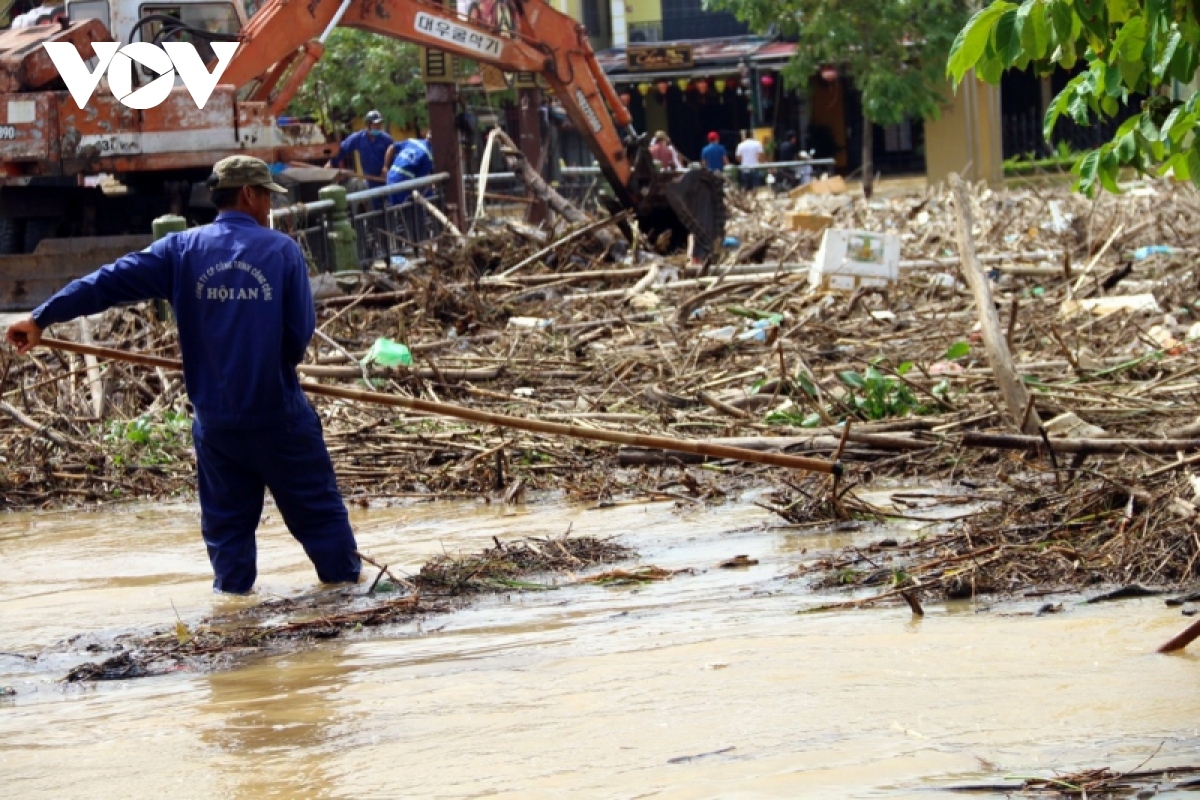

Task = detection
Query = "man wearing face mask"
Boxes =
[4,156,362,596]
[325,109,394,181]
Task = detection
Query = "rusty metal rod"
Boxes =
[39,336,842,476]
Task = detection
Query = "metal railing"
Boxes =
[270,173,449,272]
[726,158,839,191]
[463,166,606,218]
[269,157,835,272]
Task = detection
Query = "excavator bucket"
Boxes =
[625,165,726,260]
[658,169,726,257]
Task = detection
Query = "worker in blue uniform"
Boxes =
[4,156,362,595]
[384,133,434,200]
[326,109,393,180]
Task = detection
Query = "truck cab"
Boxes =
[5,0,246,47]
[0,0,330,262]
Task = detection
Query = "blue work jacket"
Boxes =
[33,212,314,429]
[386,138,433,183]
[332,129,394,177]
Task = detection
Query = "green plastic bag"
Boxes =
[360,337,413,368]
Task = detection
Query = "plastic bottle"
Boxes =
[1133,245,1175,261]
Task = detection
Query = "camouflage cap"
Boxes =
[210,155,287,194]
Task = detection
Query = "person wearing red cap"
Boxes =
[700,132,729,172]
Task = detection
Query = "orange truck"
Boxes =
[0,0,724,306]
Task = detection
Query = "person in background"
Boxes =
[325,109,393,183]
[773,130,800,189]
[777,130,799,163]
[700,132,728,172]
[649,131,685,171]
[735,131,765,191]
[798,150,815,186]
[4,156,362,596]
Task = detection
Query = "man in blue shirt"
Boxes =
[5,156,361,595]
[384,133,434,203]
[701,131,729,172]
[326,109,393,180]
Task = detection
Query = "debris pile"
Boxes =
[57,533,633,681]
[5,176,1200,601]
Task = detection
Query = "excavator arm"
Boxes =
[222,0,724,250]
[225,0,636,205]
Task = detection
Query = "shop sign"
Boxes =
[626,44,693,71]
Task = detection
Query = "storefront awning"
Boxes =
[750,41,798,63]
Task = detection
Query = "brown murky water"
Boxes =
[2,496,1199,798]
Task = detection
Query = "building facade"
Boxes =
[549,0,926,177]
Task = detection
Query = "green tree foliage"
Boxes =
[287,29,427,135]
[948,0,1200,196]
[708,0,970,195]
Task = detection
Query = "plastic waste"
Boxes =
[309,272,343,300]
[736,318,781,343]
[723,236,740,248]
[1132,245,1175,261]
[701,326,737,341]
[703,313,784,343]
[929,361,965,376]
[1045,200,1072,234]
[507,317,553,330]
[360,337,412,368]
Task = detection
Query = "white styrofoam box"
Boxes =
[810,228,901,291]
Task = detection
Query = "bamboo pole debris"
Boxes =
[37,337,841,476]
[949,173,1041,435]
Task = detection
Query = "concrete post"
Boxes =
[151,214,185,321]
[318,185,359,272]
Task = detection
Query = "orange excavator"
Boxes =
[0,0,724,278]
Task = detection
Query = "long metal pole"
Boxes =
[37,337,842,476]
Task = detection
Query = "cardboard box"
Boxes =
[785,211,834,233]
[810,228,901,292]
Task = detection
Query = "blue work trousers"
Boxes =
[192,406,361,593]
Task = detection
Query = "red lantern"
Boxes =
[695,78,709,94]
[760,73,775,87]
[820,65,839,82]
[656,79,670,96]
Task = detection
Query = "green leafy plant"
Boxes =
[944,341,972,360]
[287,29,427,134]
[766,359,942,426]
[838,362,926,420]
[103,410,192,466]
[948,0,1200,196]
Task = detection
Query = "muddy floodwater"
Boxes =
[2,495,1199,798]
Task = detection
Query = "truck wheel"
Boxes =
[0,216,20,255]
[22,217,59,254]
